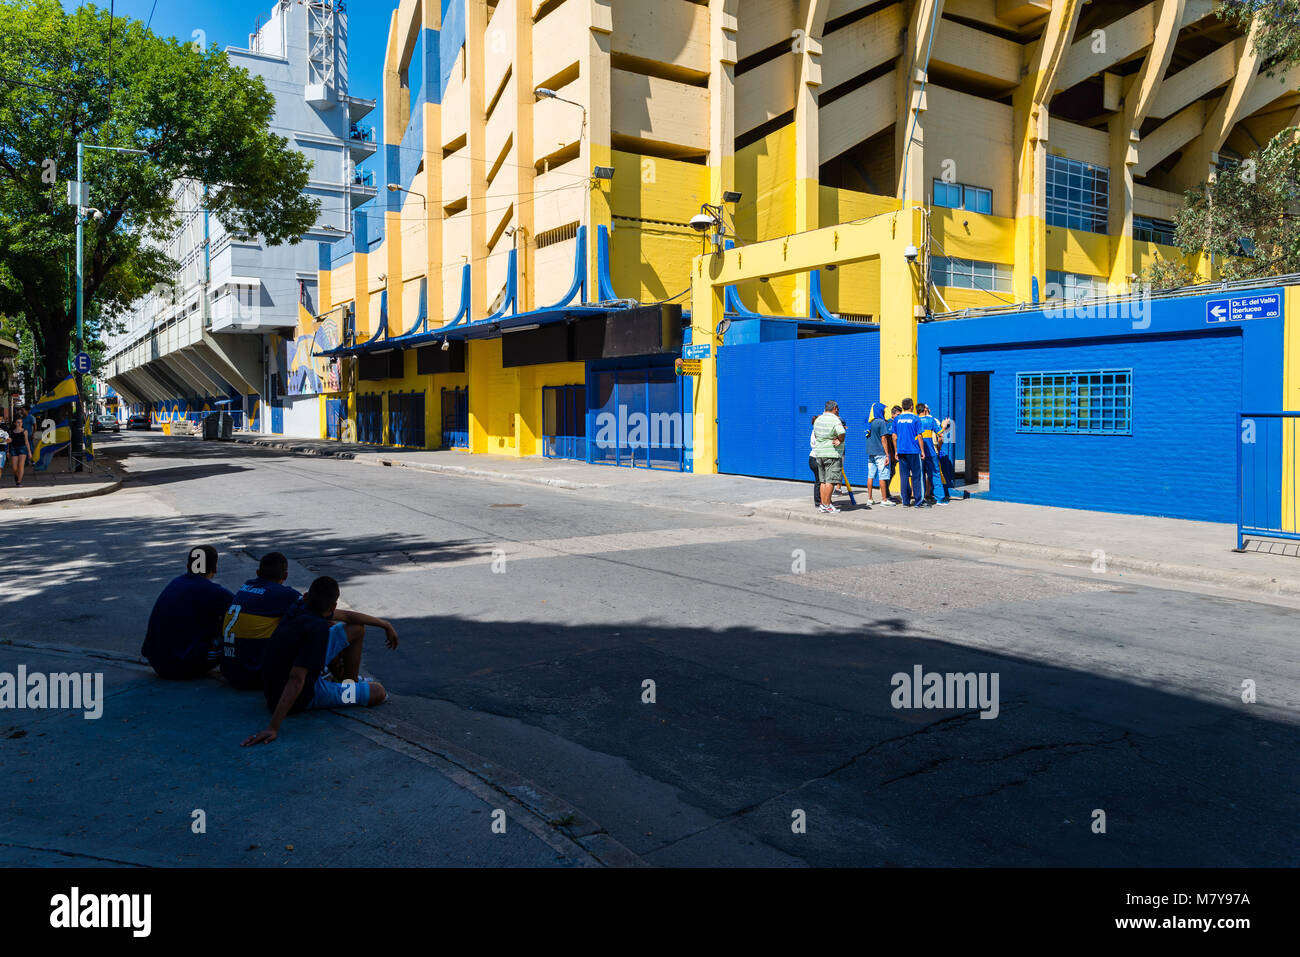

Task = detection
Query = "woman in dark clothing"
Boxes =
[808,415,821,506]
[9,406,33,487]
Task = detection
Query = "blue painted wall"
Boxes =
[717,331,880,482]
[918,288,1285,523]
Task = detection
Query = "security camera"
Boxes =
[88,208,104,222]
[903,244,919,263]
[689,212,716,233]
[440,339,450,352]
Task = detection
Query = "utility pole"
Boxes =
[72,140,147,467]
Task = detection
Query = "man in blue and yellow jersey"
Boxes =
[221,552,399,690]
[917,403,950,504]
[890,399,925,507]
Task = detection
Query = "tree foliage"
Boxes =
[1157,130,1300,285]
[0,0,319,387]
[1217,0,1300,74]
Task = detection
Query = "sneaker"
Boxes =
[819,504,840,513]
[880,499,898,506]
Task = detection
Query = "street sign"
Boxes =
[683,343,711,360]
[677,359,702,376]
[1206,293,1281,324]
[73,352,92,374]
[66,181,89,206]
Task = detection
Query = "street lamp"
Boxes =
[533,87,587,135]
[73,140,148,467]
[387,183,426,208]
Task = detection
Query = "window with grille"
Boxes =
[1017,370,1132,435]
[1045,156,1109,234]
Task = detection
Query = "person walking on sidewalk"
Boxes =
[891,399,925,507]
[864,402,894,506]
[938,415,957,498]
[811,400,846,513]
[8,405,32,487]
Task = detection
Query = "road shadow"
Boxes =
[1,507,1296,867]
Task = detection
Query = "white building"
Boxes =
[102,0,374,434]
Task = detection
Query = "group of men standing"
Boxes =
[810,398,954,512]
[140,546,398,745]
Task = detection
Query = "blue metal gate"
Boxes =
[356,393,383,445]
[388,391,425,447]
[717,332,880,481]
[326,398,345,440]
[441,387,468,449]
[542,385,586,460]
[586,360,690,470]
[1237,411,1300,549]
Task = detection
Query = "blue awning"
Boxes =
[315,304,624,357]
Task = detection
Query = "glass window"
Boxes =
[933,180,962,208]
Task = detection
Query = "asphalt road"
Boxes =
[4,431,1298,866]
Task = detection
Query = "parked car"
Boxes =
[127,413,151,431]
[92,413,120,433]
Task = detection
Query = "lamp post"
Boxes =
[73,140,148,466]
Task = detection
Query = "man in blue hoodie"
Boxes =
[863,402,895,506]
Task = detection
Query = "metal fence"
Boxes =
[387,391,425,448]
[356,393,384,445]
[1237,411,1300,550]
[441,387,468,449]
[542,384,586,461]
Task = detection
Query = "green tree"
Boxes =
[0,0,319,389]
[1217,1,1300,73]
[1154,130,1300,285]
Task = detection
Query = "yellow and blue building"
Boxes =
[310,0,1300,527]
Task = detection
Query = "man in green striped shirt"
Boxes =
[812,400,846,513]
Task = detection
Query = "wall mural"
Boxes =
[284,303,341,396]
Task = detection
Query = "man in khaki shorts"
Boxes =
[811,400,846,513]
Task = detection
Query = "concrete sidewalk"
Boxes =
[0,464,121,509]
[0,643,639,867]
[231,432,1300,597]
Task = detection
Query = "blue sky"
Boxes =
[63,1,393,107]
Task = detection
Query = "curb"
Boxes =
[749,503,1300,598]
[234,437,358,460]
[0,477,122,509]
[340,711,646,867]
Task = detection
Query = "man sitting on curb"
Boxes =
[142,545,234,680]
[243,576,397,746]
[222,551,398,691]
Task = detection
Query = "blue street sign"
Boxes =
[73,351,92,374]
[684,343,711,360]
[1206,293,1281,324]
